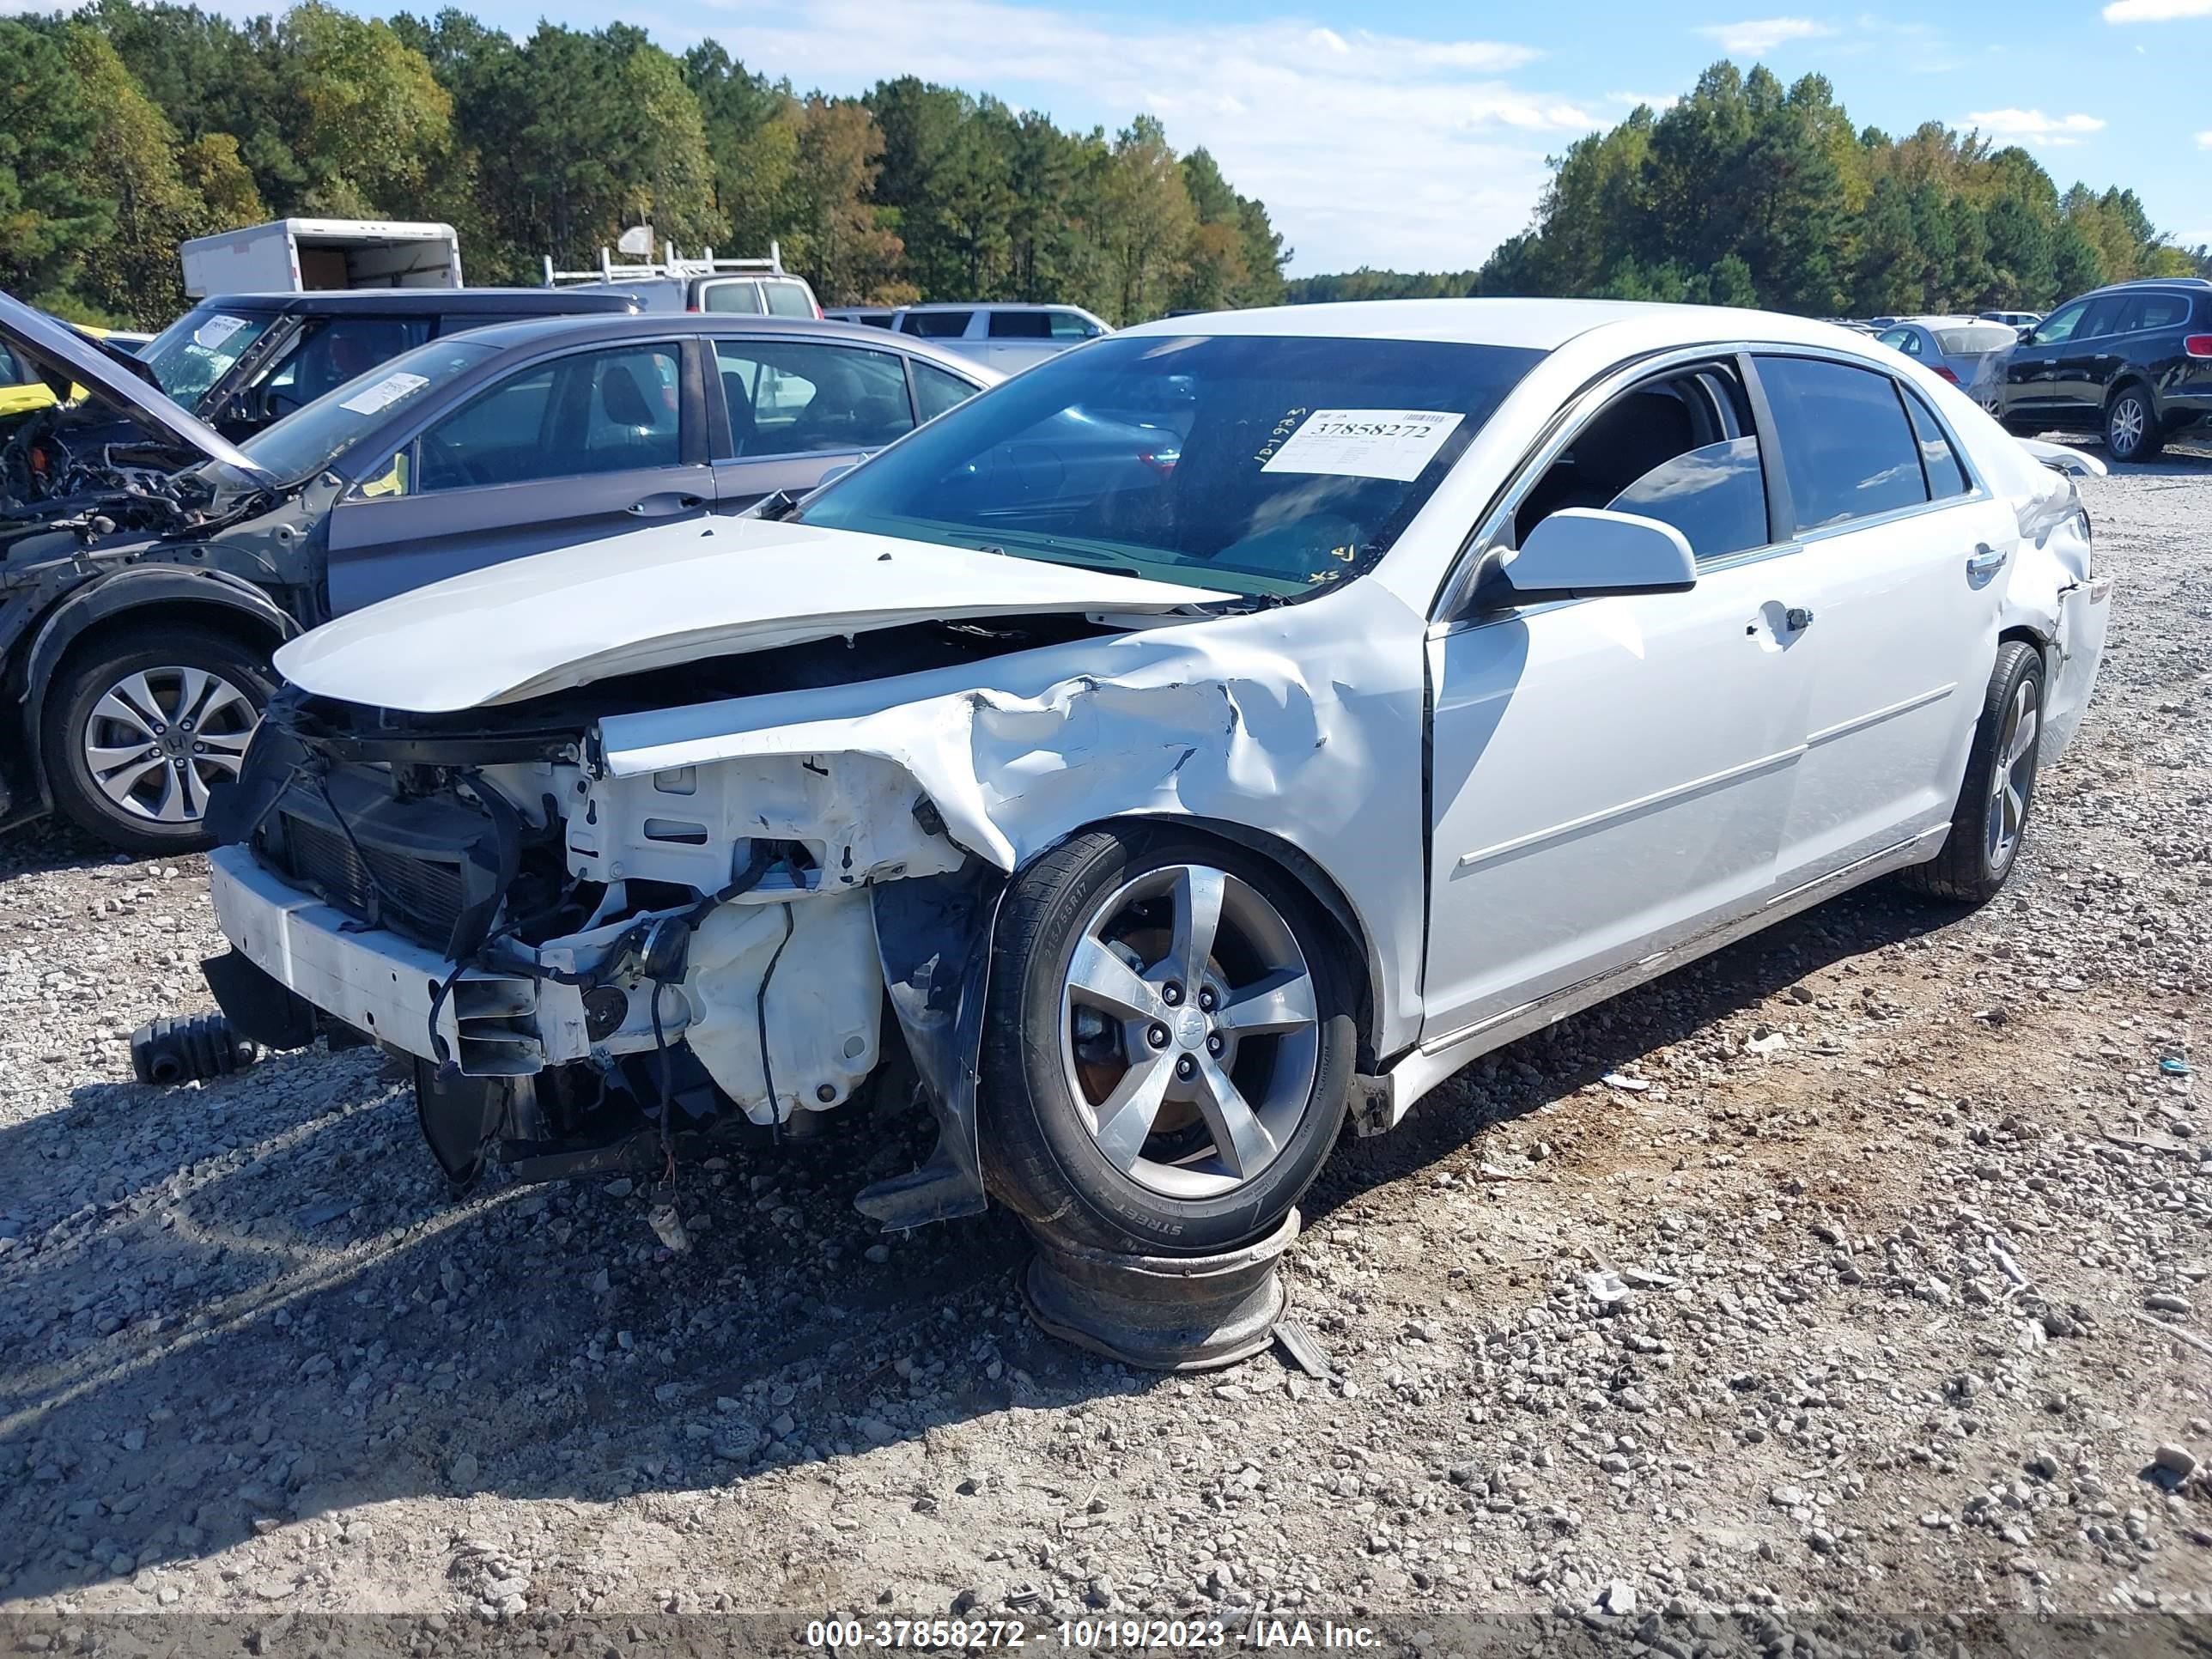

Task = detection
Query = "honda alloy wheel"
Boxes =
[981,828,1354,1255]
[43,621,272,855]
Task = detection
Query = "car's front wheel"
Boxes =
[981,828,1355,1255]
[42,621,272,855]
[2104,386,2165,463]
[1902,639,2045,904]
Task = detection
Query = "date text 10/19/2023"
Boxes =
[802,1619,1382,1650]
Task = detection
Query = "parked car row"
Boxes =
[827,302,1112,372]
[1869,278,2212,460]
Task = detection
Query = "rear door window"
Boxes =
[2075,296,2129,340]
[988,311,1054,339]
[714,340,915,456]
[700,280,765,315]
[898,311,973,339]
[1753,355,1929,531]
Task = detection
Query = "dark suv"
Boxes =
[2002,276,2212,461]
[138,289,647,443]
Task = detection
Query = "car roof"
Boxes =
[2075,276,2212,299]
[1119,297,1886,355]
[424,311,1001,380]
[195,289,647,315]
[896,301,1084,313]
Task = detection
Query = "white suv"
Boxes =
[890,303,1109,372]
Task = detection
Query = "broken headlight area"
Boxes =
[201,680,988,1218]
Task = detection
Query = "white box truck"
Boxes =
[179,219,463,297]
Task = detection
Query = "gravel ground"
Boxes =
[1,440,2208,1649]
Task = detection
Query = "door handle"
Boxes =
[1966,544,2009,581]
[1784,606,1814,633]
[627,491,706,517]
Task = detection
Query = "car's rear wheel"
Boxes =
[42,621,272,855]
[2104,386,2164,462]
[1901,640,2045,904]
[980,827,1354,1255]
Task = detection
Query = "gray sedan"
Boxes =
[1875,318,2019,410]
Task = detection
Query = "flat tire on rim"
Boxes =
[981,827,1354,1255]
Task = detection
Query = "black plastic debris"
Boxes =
[131,1013,258,1086]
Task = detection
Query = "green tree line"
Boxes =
[1,0,1289,330]
[1291,61,2208,314]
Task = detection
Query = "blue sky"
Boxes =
[398,0,2212,272]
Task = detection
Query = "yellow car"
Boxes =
[0,324,141,424]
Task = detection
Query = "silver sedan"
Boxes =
[1876,317,2020,410]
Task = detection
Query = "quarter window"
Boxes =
[913,361,980,422]
[1902,392,1970,501]
[2119,293,2191,332]
[1753,355,1928,531]
[714,340,914,456]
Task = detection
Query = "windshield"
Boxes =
[239,338,497,484]
[799,333,1541,597]
[142,306,276,406]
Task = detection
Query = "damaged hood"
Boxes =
[273,518,1222,712]
[0,289,271,483]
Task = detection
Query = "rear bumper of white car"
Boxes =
[2044,575,2113,763]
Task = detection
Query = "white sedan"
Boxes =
[198,299,2112,1259]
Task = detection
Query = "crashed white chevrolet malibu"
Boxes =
[198,300,2112,1255]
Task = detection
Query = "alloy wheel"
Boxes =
[1058,863,1321,1200]
[2109,395,2147,459]
[1984,675,2039,874]
[81,665,259,825]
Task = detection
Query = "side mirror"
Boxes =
[2017,326,2035,345]
[811,461,859,490]
[1493,508,1698,607]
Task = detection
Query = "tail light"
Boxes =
[814,301,824,319]
[1136,448,1179,475]
[1933,366,1960,384]
[2185,334,2212,359]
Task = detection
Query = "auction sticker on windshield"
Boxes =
[192,314,248,350]
[1261,409,1465,482]
[341,371,431,416]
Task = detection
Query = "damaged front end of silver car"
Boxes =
[194,682,1008,1231]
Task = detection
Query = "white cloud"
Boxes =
[1694,17,1835,54]
[1964,108,2107,148]
[1608,91,1682,111]
[2198,130,2212,149]
[692,0,1587,274]
[2103,0,2212,21]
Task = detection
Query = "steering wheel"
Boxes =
[421,428,495,491]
